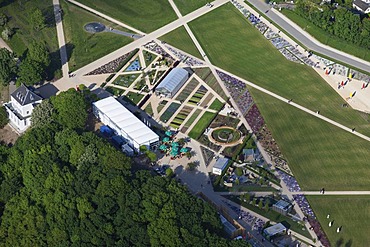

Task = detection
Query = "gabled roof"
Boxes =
[156,68,188,93]
[11,84,43,106]
[353,0,370,11]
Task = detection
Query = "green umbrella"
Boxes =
[159,144,168,151]
[163,137,170,142]
[171,142,179,147]
[165,130,172,137]
[180,147,188,153]
[170,150,178,157]
[172,147,179,153]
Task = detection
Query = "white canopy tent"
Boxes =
[93,97,159,150]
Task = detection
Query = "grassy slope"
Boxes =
[249,88,370,190]
[189,3,370,137]
[307,196,370,247]
[160,26,202,59]
[173,0,208,15]
[77,0,177,33]
[189,111,216,139]
[282,9,370,63]
[0,0,61,79]
[61,1,133,71]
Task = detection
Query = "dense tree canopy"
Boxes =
[0,48,16,85]
[17,59,43,86]
[31,99,54,128]
[0,90,250,246]
[28,41,51,68]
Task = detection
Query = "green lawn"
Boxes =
[282,9,370,63]
[183,109,201,129]
[78,0,177,33]
[307,196,370,247]
[125,92,144,105]
[0,0,61,79]
[173,0,208,15]
[61,1,133,71]
[112,74,139,87]
[188,111,216,139]
[160,26,202,59]
[249,88,370,191]
[189,3,370,137]
[209,98,224,111]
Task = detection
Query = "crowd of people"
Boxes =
[244,104,264,133]
[84,52,132,75]
[166,45,204,66]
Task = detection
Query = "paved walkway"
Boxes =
[53,0,69,79]
[0,38,12,51]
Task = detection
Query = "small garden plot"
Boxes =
[188,111,217,139]
[209,98,224,111]
[201,146,215,167]
[194,67,228,100]
[210,115,240,128]
[188,85,207,105]
[125,92,144,105]
[198,134,222,152]
[133,78,149,92]
[144,103,153,115]
[125,56,142,72]
[175,78,199,102]
[222,134,251,160]
[106,86,124,96]
[155,70,166,83]
[181,109,201,133]
[160,102,181,122]
[146,70,157,85]
[112,74,140,87]
[143,50,157,67]
[157,100,168,114]
[211,127,241,144]
[200,93,213,108]
[170,106,193,129]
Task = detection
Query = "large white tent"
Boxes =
[93,97,159,150]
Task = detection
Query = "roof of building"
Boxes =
[353,0,370,11]
[156,68,188,93]
[220,215,237,235]
[11,84,43,106]
[263,223,287,237]
[274,200,292,210]
[214,157,229,170]
[93,97,159,145]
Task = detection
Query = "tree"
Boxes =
[186,162,197,171]
[31,99,54,128]
[51,89,87,129]
[0,13,8,26]
[264,203,269,212]
[29,8,45,30]
[0,48,16,85]
[243,193,251,203]
[28,41,50,68]
[235,167,243,176]
[1,26,12,40]
[0,105,8,128]
[258,200,263,209]
[145,150,157,162]
[17,59,43,86]
[165,168,173,177]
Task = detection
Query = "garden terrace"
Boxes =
[106,86,124,96]
[143,50,157,67]
[133,78,149,92]
[187,86,207,105]
[244,104,264,133]
[170,106,193,129]
[210,115,240,129]
[157,100,168,114]
[200,93,214,108]
[144,103,153,116]
[180,109,201,133]
[188,111,217,140]
[198,135,221,152]
[201,146,215,167]
[211,127,241,144]
[194,68,228,100]
[124,92,144,105]
[112,74,140,87]
[160,103,181,123]
[175,78,199,102]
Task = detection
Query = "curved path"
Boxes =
[244,0,370,73]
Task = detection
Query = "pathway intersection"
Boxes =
[49,1,370,246]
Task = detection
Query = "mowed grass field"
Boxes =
[307,196,370,246]
[160,26,202,59]
[249,88,370,191]
[61,1,133,71]
[282,9,370,63]
[78,0,177,33]
[173,0,208,15]
[188,3,370,137]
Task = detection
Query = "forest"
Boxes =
[0,88,250,246]
[295,0,370,49]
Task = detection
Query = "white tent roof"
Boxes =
[93,97,159,145]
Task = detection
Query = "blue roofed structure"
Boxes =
[155,68,189,98]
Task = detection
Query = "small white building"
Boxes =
[93,96,159,151]
[155,68,189,98]
[4,84,42,133]
[353,0,370,13]
[263,223,287,240]
[212,157,229,175]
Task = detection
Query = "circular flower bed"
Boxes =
[211,127,241,144]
